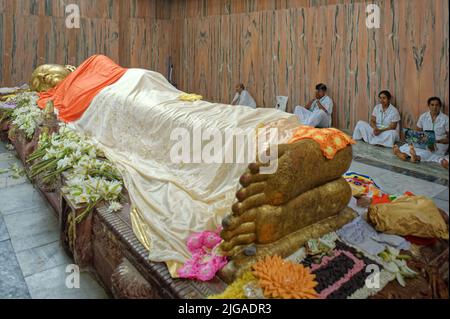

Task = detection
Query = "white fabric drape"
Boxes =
[73,69,298,271]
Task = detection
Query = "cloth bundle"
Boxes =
[368,195,449,240]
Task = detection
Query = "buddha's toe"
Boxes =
[220,233,256,253]
[222,211,257,230]
[236,182,266,202]
[247,145,287,174]
[239,172,269,187]
[232,193,267,215]
[221,222,256,241]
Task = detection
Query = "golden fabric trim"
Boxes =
[130,206,153,252]
[179,93,203,102]
[166,261,183,279]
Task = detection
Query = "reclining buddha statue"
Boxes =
[32,55,356,282]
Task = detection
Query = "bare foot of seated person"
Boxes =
[409,144,421,163]
[442,159,449,170]
[393,145,408,161]
[220,139,353,258]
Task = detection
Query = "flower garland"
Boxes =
[28,124,124,223]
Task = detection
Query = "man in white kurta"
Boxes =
[395,97,449,164]
[353,94,401,148]
[231,83,257,108]
[294,83,333,128]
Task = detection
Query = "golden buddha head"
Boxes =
[30,64,75,92]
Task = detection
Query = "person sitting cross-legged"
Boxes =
[294,83,333,128]
[393,97,449,167]
[353,90,400,148]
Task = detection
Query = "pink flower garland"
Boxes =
[310,250,366,299]
[178,228,228,282]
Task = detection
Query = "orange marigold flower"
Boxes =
[252,255,319,299]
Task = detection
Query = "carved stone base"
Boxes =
[10,128,33,163]
[0,120,10,142]
[111,259,162,299]
[60,195,94,268]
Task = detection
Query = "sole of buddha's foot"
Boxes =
[232,139,352,215]
[393,145,408,161]
[221,178,352,257]
[219,207,357,283]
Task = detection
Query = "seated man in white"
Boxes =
[353,90,400,148]
[294,83,333,128]
[231,83,257,108]
[393,97,449,165]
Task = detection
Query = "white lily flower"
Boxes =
[107,201,123,213]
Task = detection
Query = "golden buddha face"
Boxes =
[30,64,74,92]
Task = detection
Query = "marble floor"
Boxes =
[352,141,448,185]
[350,140,448,213]
[0,142,108,299]
[0,139,448,299]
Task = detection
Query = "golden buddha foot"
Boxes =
[221,178,352,253]
[30,64,74,92]
[219,208,356,282]
[219,140,355,282]
[231,139,353,213]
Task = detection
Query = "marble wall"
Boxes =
[168,0,368,18]
[0,0,171,87]
[170,0,449,130]
[0,0,448,130]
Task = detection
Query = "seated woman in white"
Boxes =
[353,90,400,148]
[393,97,449,166]
[294,83,333,128]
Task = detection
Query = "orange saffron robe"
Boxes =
[38,55,127,122]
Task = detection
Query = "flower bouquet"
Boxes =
[28,124,124,222]
[7,92,43,140]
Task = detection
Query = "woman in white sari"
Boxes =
[353,91,401,148]
[393,97,449,167]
